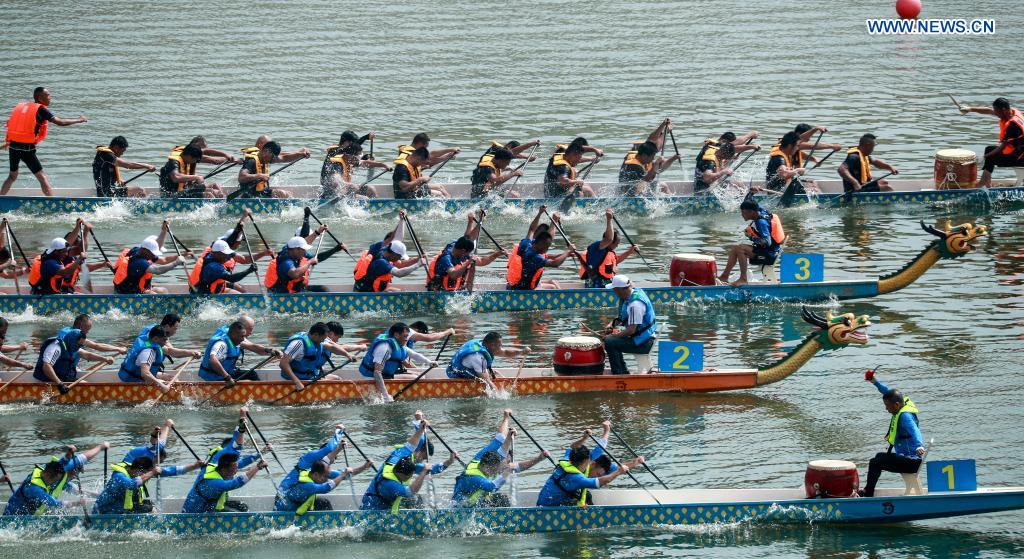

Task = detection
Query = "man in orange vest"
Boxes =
[506,206,576,290]
[837,134,899,193]
[718,200,786,286]
[2,87,88,196]
[618,119,680,196]
[580,209,639,288]
[960,97,1024,188]
[425,211,505,291]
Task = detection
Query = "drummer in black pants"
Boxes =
[960,97,1024,188]
[602,275,657,375]
[859,371,926,497]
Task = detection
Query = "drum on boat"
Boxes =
[804,459,859,498]
[553,336,605,375]
[670,253,718,287]
[934,149,978,189]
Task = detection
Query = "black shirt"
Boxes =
[393,164,423,199]
[618,163,647,195]
[765,154,787,182]
[693,158,718,193]
[238,157,260,190]
[471,164,496,198]
[841,152,875,191]
[158,159,183,194]
[544,160,571,197]
[92,150,118,189]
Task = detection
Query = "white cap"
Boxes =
[386,240,408,259]
[606,274,631,289]
[44,238,68,254]
[141,237,163,257]
[211,239,235,256]
[286,236,311,250]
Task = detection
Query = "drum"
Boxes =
[934,149,978,189]
[804,459,859,498]
[670,253,718,287]
[553,336,605,375]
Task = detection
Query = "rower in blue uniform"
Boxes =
[133,313,201,362]
[580,209,639,288]
[92,456,161,514]
[446,332,531,392]
[33,313,125,392]
[199,320,282,383]
[359,322,435,402]
[181,453,266,514]
[109,419,204,512]
[279,322,355,392]
[536,428,643,507]
[859,371,926,497]
[117,325,173,393]
[718,200,786,286]
[602,275,657,375]
[360,413,457,511]
[275,424,374,514]
[2,442,109,515]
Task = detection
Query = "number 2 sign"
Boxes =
[657,341,704,372]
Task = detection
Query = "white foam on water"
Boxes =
[485,386,512,400]
[442,292,478,315]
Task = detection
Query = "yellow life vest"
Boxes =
[243,152,269,192]
[394,158,422,182]
[328,154,352,181]
[241,146,259,156]
[622,156,652,173]
[95,146,123,183]
[462,460,490,505]
[701,144,719,163]
[201,464,230,511]
[168,146,196,176]
[550,153,577,180]
[556,460,589,507]
[847,147,872,183]
[397,145,414,157]
[768,145,793,168]
[886,398,920,446]
[294,469,319,516]
[27,461,70,515]
[380,463,409,514]
[109,463,141,511]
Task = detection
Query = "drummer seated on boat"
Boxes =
[195,240,257,294]
[717,200,785,286]
[353,240,424,293]
[199,320,282,383]
[545,142,596,198]
[451,409,548,508]
[858,372,925,498]
[471,147,525,198]
[92,136,152,198]
[158,144,224,199]
[446,332,530,392]
[960,97,1024,188]
[33,314,123,392]
[581,209,639,289]
[536,429,643,507]
[279,322,355,391]
[112,235,186,295]
[266,235,344,294]
[92,456,162,514]
[117,325,175,393]
[838,134,898,193]
[359,322,436,402]
[182,453,267,514]
[603,275,657,375]
[0,316,33,371]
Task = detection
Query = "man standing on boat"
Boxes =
[507,206,576,291]
[580,209,639,289]
[717,200,785,286]
[602,275,657,375]
[536,428,643,506]
[838,134,898,193]
[2,87,88,197]
[33,314,126,392]
[451,409,549,507]
[426,211,505,291]
[619,119,679,196]
[858,371,925,497]
[92,136,154,198]
[445,332,530,392]
[960,97,1024,188]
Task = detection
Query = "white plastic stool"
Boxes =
[633,354,653,374]
[900,438,933,496]
[1014,168,1024,186]
[760,263,779,283]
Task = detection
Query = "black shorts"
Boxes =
[164,183,206,198]
[749,252,777,266]
[8,144,42,174]
[96,184,128,197]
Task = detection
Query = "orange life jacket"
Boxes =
[189,246,236,287]
[847,147,872,183]
[506,240,546,289]
[745,212,786,245]
[768,145,794,169]
[579,245,616,280]
[264,252,309,293]
[353,250,373,281]
[95,146,123,183]
[28,254,71,294]
[5,102,48,145]
[167,147,196,191]
[999,108,1024,156]
[426,247,465,291]
[328,154,353,182]
[243,152,269,192]
[113,249,153,293]
[622,141,645,164]
[394,158,422,183]
[622,156,652,173]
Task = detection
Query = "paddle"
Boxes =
[558,158,600,213]
[668,128,685,177]
[392,335,452,401]
[226,158,304,200]
[611,214,657,275]
[164,226,191,287]
[947,93,966,112]
[306,208,355,261]
[506,144,540,191]
[609,427,669,490]
[243,411,287,475]
[121,168,153,186]
[317,167,390,210]
[470,215,504,254]
[5,222,30,270]
[401,214,427,264]
[587,433,661,505]
[55,360,109,398]
[103,447,107,484]
[342,432,378,474]
[802,130,824,171]
[508,414,556,466]
[239,225,271,307]
[240,416,279,493]
[73,471,93,528]
[0,458,14,492]
[168,425,203,462]
[425,424,466,468]
[809,148,839,171]
[508,432,518,505]
[428,152,456,179]
[88,229,114,271]
[840,172,895,204]
[153,356,195,403]
[541,208,581,269]
[199,353,279,406]
[729,145,761,174]
[271,357,352,405]
[510,354,527,393]
[341,439,358,499]
[203,161,239,180]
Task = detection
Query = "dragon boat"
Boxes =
[0,221,989,317]
[0,307,869,404]
[2,486,1023,537]
[1,179,1021,217]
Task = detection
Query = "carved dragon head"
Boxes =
[921,220,988,258]
[801,306,871,350]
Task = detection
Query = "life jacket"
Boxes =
[354,255,393,292]
[188,245,235,288]
[196,255,229,294]
[285,333,328,377]
[847,147,872,183]
[579,241,616,280]
[506,239,546,290]
[167,147,196,190]
[28,253,72,295]
[199,329,243,379]
[695,138,717,162]
[95,146,123,183]
[886,397,921,446]
[5,102,48,145]
[456,460,491,505]
[999,108,1024,156]
[291,469,319,516]
[549,153,577,180]
[198,464,230,511]
[550,460,589,507]
[426,242,465,291]
[475,159,498,178]
[768,145,794,171]
[744,211,786,245]
[366,462,410,513]
[621,141,652,174]
[113,249,153,294]
[397,145,415,157]
[119,339,165,380]
[107,463,142,511]
[358,334,408,378]
[242,152,269,192]
[446,339,493,378]
[112,247,134,285]
[393,158,422,185]
[241,146,259,156]
[19,463,69,515]
[265,247,309,293]
[617,288,657,346]
[327,154,352,181]
[32,327,82,383]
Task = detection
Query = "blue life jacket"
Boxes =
[283,333,328,380]
[617,288,657,346]
[119,338,165,381]
[199,328,243,381]
[446,338,494,379]
[136,323,157,344]
[359,334,408,378]
[32,327,82,382]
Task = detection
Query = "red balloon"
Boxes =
[896,0,922,19]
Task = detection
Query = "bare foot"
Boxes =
[717,274,729,283]
[730,278,749,287]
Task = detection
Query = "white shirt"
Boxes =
[371,343,431,366]
[209,340,229,361]
[136,348,158,368]
[625,300,647,326]
[42,343,63,365]
[284,339,306,361]
[458,352,489,375]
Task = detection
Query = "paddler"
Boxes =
[360,413,458,511]
[236,140,312,199]
[536,428,644,507]
[693,141,737,193]
[117,325,176,393]
[132,313,202,362]
[858,371,926,497]
[764,131,808,194]
[425,210,505,292]
[92,135,153,198]
[393,146,450,198]
[275,424,374,514]
[359,322,437,402]
[451,409,549,508]
[602,275,657,374]
[838,133,898,193]
[321,130,391,198]
[446,332,530,392]
[352,210,421,292]
[92,456,161,514]
[279,322,357,391]
[717,200,786,286]
[28,238,85,295]
[409,321,455,347]
[0,316,34,371]
[109,419,204,512]
[181,452,267,514]
[2,442,109,515]
[399,132,461,166]
[188,212,274,294]
[112,226,188,294]
[195,240,257,294]
[619,119,680,196]
[199,320,282,383]
[580,209,639,288]
[506,205,576,291]
[471,147,526,198]
[1,87,88,197]
[544,141,596,198]
[33,314,126,392]
[265,231,345,294]
[959,97,1024,188]
[158,143,225,198]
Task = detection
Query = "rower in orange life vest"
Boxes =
[92,136,154,198]
[28,218,107,295]
[764,131,809,194]
[959,97,1024,188]
[321,130,391,199]
[426,210,505,292]
[264,231,343,294]
[718,200,786,286]
[352,211,424,293]
[2,87,88,197]
[279,322,357,392]
[33,314,126,393]
[195,240,258,294]
[580,209,639,289]
[471,139,541,198]
[445,331,530,393]
[188,210,274,294]
[693,130,761,194]
[393,146,451,199]
[159,135,239,198]
[506,205,576,291]
[838,133,899,193]
[112,221,190,294]
[619,119,681,196]
[544,140,600,198]
[236,140,311,199]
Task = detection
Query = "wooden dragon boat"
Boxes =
[0,307,869,404]
[0,221,989,317]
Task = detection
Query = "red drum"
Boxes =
[804,459,859,498]
[934,149,978,189]
[553,336,605,375]
[670,253,718,287]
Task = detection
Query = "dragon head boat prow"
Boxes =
[755,306,871,386]
[921,220,988,258]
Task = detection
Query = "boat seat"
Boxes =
[758,235,787,284]
[900,437,933,496]
[1014,168,1024,186]
[633,354,653,374]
